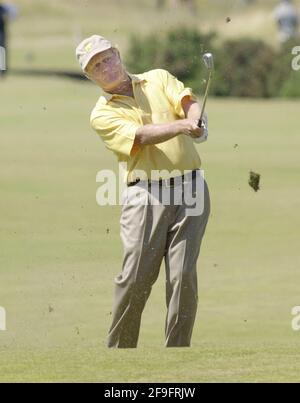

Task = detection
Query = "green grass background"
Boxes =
[1,0,300,383]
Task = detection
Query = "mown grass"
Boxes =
[0,73,300,382]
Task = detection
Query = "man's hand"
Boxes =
[176,119,204,138]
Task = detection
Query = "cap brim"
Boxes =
[82,44,112,73]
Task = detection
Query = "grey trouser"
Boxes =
[107,171,211,348]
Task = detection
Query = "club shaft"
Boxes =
[199,71,212,123]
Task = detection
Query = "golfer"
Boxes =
[0,3,7,74]
[0,2,17,75]
[76,35,211,348]
[273,0,299,43]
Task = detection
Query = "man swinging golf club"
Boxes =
[76,35,212,348]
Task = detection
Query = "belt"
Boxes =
[127,169,199,188]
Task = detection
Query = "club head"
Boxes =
[202,53,214,71]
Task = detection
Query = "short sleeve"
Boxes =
[91,111,142,158]
[160,70,198,118]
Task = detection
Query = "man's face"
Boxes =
[85,48,125,90]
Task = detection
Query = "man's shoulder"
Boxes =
[138,68,170,81]
[90,96,112,124]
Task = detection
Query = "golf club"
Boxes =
[198,52,214,127]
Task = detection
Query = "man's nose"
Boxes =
[104,60,119,70]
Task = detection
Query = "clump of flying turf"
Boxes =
[249,171,260,192]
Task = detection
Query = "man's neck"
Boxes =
[105,74,134,98]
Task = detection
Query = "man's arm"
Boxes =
[181,96,202,121]
[134,119,202,146]
[134,96,204,147]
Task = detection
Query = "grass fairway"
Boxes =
[0,74,300,382]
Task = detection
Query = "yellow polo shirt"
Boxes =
[90,69,202,184]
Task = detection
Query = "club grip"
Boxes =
[198,119,203,128]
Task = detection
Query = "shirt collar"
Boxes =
[102,74,147,102]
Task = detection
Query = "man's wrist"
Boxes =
[172,120,184,136]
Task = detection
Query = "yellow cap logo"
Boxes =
[84,43,92,53]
